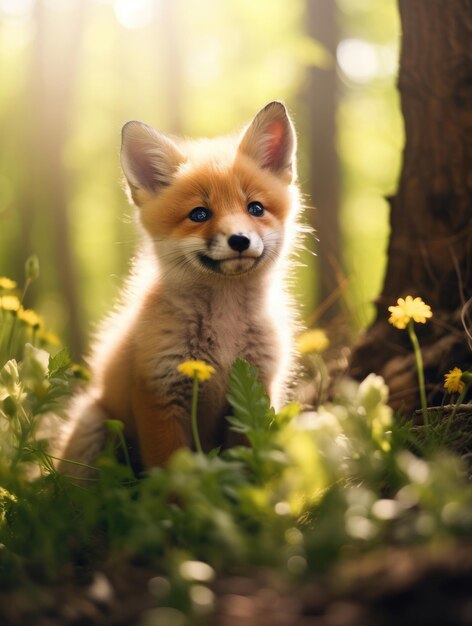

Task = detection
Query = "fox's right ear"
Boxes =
[120,121,184,204]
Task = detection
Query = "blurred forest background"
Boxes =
[0,0,402,359]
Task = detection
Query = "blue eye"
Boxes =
[189,207,211,222]
[248,201,264,217]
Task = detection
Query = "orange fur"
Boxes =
[57,101,301,477]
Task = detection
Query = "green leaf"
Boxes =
[273,402,301,428]
[207,446,222,459]
[48,348,72,378]
[105,419,125,435]
[225,416,250,434]
[226,358,271,434]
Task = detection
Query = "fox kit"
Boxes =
[57,101,300,476]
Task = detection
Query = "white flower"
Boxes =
[0,360,23,402]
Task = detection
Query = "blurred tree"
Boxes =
[349,0,472,410]
[18,0,86,357]
[302,0,341,322]
[160,0,184,135]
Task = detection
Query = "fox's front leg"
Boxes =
[131,375,192,468]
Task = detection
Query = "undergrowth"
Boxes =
[0,266,471,622]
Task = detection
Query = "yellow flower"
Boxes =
[71,363,91,380]
[0,277,17,290]
[444,367,465,394]
[388,296,432,329]
[177,360,216,382]
[297,329,329,354]
[0,295,20,312]
[37,329,61,346]
[17,308,43,329]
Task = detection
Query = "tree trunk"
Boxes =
[38,0,86,358]
[15,0,86,358]
[349,0,472,411]
[303,0,341,322]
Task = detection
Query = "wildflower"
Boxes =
[177,360,215,382]
[443,369,472,439]
[17,308,42,329]
[444,367,465,394]
[71,363,91,380]
[177,360,215,455]
[0,277,17,291]
[0,359,24,404]
[358,374,393,452]
[23,343,49,375]
[387,296,432,426]
[0,295,21,312]
[20,344,50,397]
[388,295,432,329]
[297,329,329,354]
[37,329,61,346]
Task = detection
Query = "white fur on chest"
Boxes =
[168,281,263,370]
[206,287,253,368]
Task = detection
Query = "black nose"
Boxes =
[228,234,250,252]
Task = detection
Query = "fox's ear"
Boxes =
[120,121,184,203]
[238,101,296,182]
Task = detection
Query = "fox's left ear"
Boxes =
[238,101,297,182]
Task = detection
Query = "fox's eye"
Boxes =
[189,207,211,222]
[247,201,264,217]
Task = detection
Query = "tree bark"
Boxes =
[349,0,472,411]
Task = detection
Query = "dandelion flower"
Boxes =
[297,329,329,354]
[0,277,17,291]
[177,360,215,382]
[0,295,21,312]
[444,367,465,394]
[37,329,61,346]
[177,360,215,454]
[388,296,432,425]
[71,363,90,380]
[18,308,42,329]
[388,296,432,329]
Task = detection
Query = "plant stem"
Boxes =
[191,375,203,454]
[47,453,99,472]
[407,320,429,427]
[6,310,19,358]
[117,429,134,476]
[6,278,30,357]
[443,382,470,441]
[316,353,329,405]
